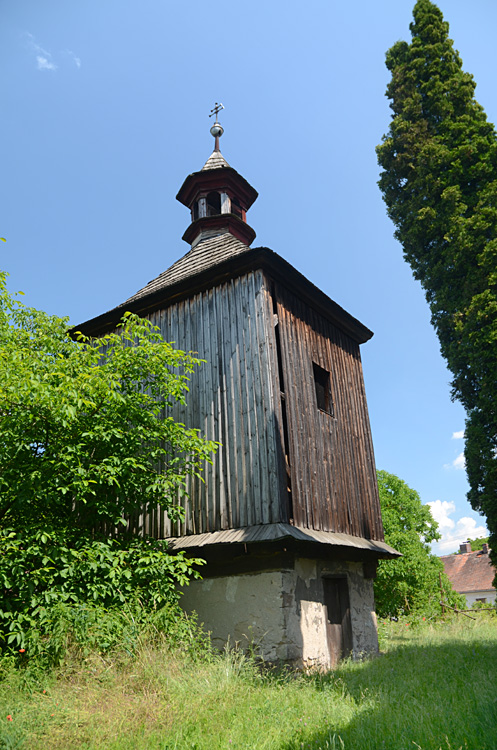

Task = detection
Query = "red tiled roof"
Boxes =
[440,550,496,593]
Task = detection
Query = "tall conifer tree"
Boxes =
[377,0,497,565]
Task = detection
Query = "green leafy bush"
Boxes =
[0,270,216,660]
[374,470,465,617]
[0,526,205,658]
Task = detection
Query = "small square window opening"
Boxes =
[313,362,333,416]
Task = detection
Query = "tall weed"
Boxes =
[1,617,496,750]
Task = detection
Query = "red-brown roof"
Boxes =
[440,550,496,593]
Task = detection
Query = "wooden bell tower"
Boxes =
[78,106,399,667]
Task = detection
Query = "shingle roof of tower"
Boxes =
[74,232,374,343]
[201,150,231,171]
[74,222,374,344]
[125,232,250,304]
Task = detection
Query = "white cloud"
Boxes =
[36,55,57,71]
[427,499,488,554]
[25,33,57,72]
[443,451,466,471]
[444,432,466,469]
[63,49,81,68]
[428,499,455,531]
[25,33,81,72]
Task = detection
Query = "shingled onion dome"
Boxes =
[176,113,258,249]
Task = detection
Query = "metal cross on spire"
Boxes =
[209,102,225,151]
[210,102,224,121]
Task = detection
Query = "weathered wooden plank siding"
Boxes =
[140,269,286,537]
[273,282,384,542]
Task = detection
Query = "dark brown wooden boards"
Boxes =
[124,265,383,545]
[272,280,384,541]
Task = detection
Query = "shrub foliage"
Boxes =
[0,270,216,657]
[375,470,464,617]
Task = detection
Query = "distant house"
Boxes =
[440,543,496,607]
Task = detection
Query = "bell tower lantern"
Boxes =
[176,103,258,248]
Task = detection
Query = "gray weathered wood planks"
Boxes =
[131,267,383,544]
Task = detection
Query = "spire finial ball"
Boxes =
[210,122,224,138]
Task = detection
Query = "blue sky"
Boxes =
[2,0,494,553]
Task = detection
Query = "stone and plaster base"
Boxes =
[180,556,378,668]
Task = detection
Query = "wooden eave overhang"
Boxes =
[73,246,373,344]
[165,523,401,561]
[176,166,258,209]
[182,214,256,246]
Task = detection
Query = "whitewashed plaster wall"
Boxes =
[463,589,496,608]
[179,556,379,667]
[180,570,292,662]
[297,559,379,663]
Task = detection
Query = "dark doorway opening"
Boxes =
[323,576,353,666]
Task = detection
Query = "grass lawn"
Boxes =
[1,616,496,750]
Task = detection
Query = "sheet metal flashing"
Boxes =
[166,523,400,559]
